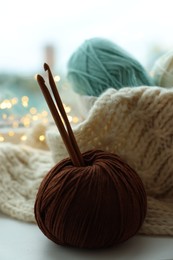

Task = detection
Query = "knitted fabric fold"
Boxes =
[0,143,52,222]
[47,86,173,236]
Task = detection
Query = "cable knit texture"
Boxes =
[47,86,173,236]
[0,143,52,222]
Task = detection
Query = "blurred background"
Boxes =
[0,0,172,139]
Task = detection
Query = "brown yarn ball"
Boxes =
[34,150,147,249]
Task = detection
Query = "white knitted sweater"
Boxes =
[1,86,173,237]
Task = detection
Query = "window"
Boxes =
[0,0,172,142]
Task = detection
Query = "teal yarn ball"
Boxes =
[67,38,154,96]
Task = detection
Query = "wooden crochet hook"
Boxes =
[37,63,85,167]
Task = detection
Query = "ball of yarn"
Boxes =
[35,150,147,249]
[67,37,154,96]
[151,50,173,87]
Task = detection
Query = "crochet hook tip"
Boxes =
[44,63,49,71]
[37,74,45,84]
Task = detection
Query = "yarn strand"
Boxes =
[37,72,84,167]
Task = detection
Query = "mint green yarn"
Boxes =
[67,38,154,96]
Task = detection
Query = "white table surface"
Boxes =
[0,212,173,260]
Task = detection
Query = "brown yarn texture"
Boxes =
[35,150,147,249]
